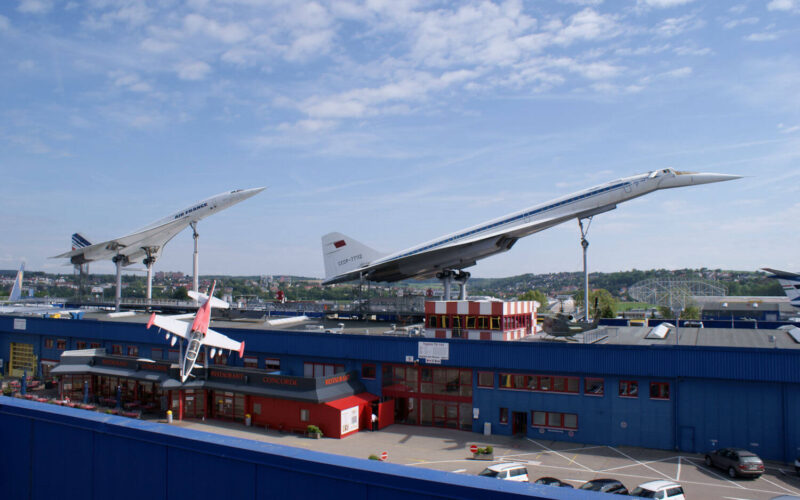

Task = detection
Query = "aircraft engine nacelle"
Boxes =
[210,348,216,359]
[170,336,177,346]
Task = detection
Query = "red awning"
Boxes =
[323,392,378,411]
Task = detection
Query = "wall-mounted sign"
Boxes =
[418,341,449,361]
[13,319,26,330]
[341,406,359,434]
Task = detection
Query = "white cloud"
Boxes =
[284,30,335,62]
[17,0,52,14]
[674,45,712,56]
[183,14,250,44]
[176,61,211,81]
[110,71,152,93]
[638,0,694,7]
[745,32,779,41]
[552,8,621,45]
[767,0,798,12]
[655,14,706,37]
[723,17,759,29]
[661,66,692,78]
[778,123,800,134]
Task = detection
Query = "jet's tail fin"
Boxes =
[71,233,92,250]
[9,263,24,301]
[763,268,800,304]
[322,232,385,280]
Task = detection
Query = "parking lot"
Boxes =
[171,419,800,499]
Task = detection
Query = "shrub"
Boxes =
[475,446,494,455]
[368,454,380,460]
[306,424,323,435]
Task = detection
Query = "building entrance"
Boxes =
[512,411,527,435]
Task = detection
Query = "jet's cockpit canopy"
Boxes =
[648,168,676,179]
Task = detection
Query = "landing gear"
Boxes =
[436,270,471,300]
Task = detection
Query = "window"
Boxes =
[151,348,163,360]
[264,358,280,371]
[490,316,500,329]
[585,378,604,396]
[243,356,258,368]
[44,338,54,349]
[56,339,67,350]
[126,345,139,357]
[499,407,508,425]
[466,316,476,328]
[362,364,376,379]
[90,342,101,349]
[428,316,437,328]
[111,344,122,355]
[168,349,179,362]
[650,382,670,400]
[532,410,578,430]
[478,371,494,388]
[619,380,638,398]
[76,341,86,350]
[303,362,344,378]
[497,373,579,394]
[300,409,309,422]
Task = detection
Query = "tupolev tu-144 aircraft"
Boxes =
[147,281,244,383]
[322,169,740,294]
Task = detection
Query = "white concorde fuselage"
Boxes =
[53,187,265,265]
[322,169,740,284]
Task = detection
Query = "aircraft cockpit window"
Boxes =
[231,189,243,193]
[648,170,658,178]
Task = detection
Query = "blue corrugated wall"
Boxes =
[0,397,601,500]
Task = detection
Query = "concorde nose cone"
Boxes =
[659,171,742,189]
[685,173,743,185]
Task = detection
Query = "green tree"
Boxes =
[574,288,617,318]
[657,304,700,320]
[172,287,190,300]
[517,289,549,313]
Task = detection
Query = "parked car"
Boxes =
[534,477,573,488]
[578,478,628,495]
[704,448,765,478]
[477,462,529,482]
[629,480,686,499]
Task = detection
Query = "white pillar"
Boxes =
[113,256,123,312]
[191,222,199,297]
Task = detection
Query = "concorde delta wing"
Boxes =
[52,217,190,265]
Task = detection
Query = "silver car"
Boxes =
[704,448,764,478]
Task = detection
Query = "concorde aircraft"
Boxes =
[762,268,800,308]
[52,187,265,310]
[322,169,740,293]
[146,281,244,383]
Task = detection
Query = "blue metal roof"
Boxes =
[4,315,800,384]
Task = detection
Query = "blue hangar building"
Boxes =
[2,311,799,463]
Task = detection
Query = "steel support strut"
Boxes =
[191,222,199,298]
[578,217,593,323]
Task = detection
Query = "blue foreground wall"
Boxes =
[0,397,606,500]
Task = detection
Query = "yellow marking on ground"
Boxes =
[569,454,577,465]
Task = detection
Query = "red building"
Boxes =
[51,349,385,438]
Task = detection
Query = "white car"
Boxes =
[629,480,686,499]
[477,463,529,482]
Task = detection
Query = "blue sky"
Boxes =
[1,0,799,278]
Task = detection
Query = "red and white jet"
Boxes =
[146,281,244,382]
